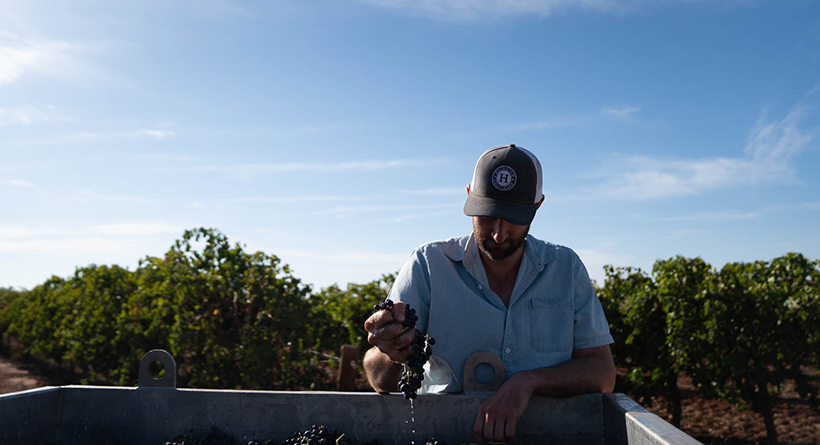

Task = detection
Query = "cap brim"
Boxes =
[463,194,539,226]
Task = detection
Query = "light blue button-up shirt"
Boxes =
[388,234,613,393]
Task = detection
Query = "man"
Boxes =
[363,144,616,445]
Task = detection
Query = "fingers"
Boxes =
[365,304,415,362]
[391,301,406,324]
[364,300,417,363]
[366,320,413,347]
[505,419,518,445]
[363,301,408,333]
[380,328,416,362]
[393,326,416,348]
[483,413,495,445]
[473,408,486,445]
[474,407,517,445]
[364,308,394,333]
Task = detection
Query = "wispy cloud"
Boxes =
[354,0,629,21]
[0,222,182,254]
[397,187,465,195]
[88,223,181,236]
[194,0,255,18]
[584,94,815,200]
[0,227,72,239]
[29,132,103,144]
[315,202,461,218]
[603,105,641,118]
[275,248,409,266]
[0,31,113,87]
[0,223,179,239]
[506,117,585,131]
[653,210,761,222]
[640,202,819,224]
[290,122,349,134]
[0,237,148,253]
[5,179,36,188]
[123,152,194,162]
[0,104,72,125]
[744,105,812,166]
[379,209,454,223]
[507,106,641,132]
[188,159,444,174]
[236,195,376,203]
[30,129,176,144]
[138,129,176,140]
[353,0,753,21]
[74,189,154,203]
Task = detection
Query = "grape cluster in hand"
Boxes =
[372,299,435,400]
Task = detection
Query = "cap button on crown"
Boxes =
[509,144,516,148]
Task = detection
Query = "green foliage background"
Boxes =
[1,228,818,443]
[0,228,391,390]
[598,254,820,444]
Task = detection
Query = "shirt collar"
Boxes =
[448,233,557,273]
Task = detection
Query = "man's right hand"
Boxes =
[364,301,416,364]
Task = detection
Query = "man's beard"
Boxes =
[474,223,529,261]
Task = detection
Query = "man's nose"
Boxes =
[491,219,508,243]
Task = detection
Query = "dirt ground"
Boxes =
[1,355,818,444]
[637,372,820,445]
[0,355,48,394]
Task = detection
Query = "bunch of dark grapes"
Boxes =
[373,299,394,312]
[161,426,238,445]
[159,428,453,445]
[372,299,435,400]
[280,425,347,445]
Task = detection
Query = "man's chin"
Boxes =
[480,244,515,261]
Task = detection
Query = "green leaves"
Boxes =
[0,227,385,391]
[600,253,820,441]
[599,264,685,425]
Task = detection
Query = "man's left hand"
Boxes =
[473,373,533,445]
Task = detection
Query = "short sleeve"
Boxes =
[572,258,614,349]
[388,247,432,334]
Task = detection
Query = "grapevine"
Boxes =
[372,299,435,400]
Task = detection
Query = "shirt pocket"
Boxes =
[529,298,573,353]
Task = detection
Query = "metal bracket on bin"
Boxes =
[138,349,177,389]
[463,351,505,392]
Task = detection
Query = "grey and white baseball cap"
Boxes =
[463,144,543,226]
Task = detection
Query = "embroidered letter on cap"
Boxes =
[492,166,516,191]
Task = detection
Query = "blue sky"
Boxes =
[2,0,819,291]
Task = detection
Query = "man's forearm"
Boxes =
[363,346,404,393]
[513,346,616,398]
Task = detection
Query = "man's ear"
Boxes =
[536,195,545,210]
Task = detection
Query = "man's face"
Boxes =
[472,216,530,261]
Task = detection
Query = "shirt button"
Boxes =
[477,284,483,290]
[505,347,511,354]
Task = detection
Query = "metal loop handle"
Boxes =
[138,349,177,389]
[462,351,506,393]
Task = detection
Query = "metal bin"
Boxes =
[0,350,702,445]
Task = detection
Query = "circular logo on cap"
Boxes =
[492,166,517,191]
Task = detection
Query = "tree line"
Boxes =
[598,254,820,445]
[0,228,818,445]
[0,228,391,391]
